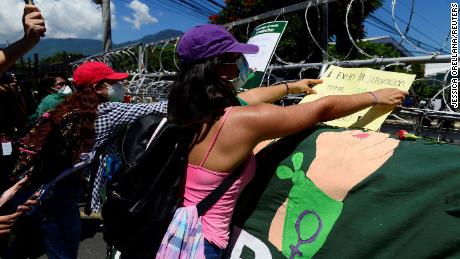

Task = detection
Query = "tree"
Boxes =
[211,0,383,63]
[40,52,84,65]
[328,41,401,61]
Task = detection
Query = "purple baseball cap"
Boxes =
[177,24,259,64]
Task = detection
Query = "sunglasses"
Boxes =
[54,82,66,87]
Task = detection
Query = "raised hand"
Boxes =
[372,88,408,106]
[23,4,46,44]
[287,79,322,95]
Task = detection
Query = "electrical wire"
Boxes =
[366,14,449,54]
[195,0,222,12]
[391,0,437,55]
[161,0,211,19]
[204,0,225,9]
[394,0,414,50]
[380,6,446,48]
[139,0,208,23]
[440,30,451,53]
[397,0,447,34]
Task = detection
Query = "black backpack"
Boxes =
[101,113,192,259]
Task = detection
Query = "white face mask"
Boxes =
[107,82,125,102]
[228,57,250,91]
[57,85,72,96]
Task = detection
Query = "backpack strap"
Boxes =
[195,107,246,217]
[196,159,245,216]
[199,107,232,167]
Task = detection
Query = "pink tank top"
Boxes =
[183,107,256,249]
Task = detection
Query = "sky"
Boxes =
[0,0,454,58]
[363,0,453,56]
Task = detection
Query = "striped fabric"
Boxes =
[155,206,205,259]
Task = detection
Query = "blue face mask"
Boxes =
[107,82,125,102]
[228,56,250,91]
[57,85,72,96]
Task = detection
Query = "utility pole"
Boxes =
[319,0,329,77]
[321,0,329,63]
[101,0,112,52]
[94,0,112,62]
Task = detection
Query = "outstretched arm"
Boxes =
[0,4,46,75]
[239,88,407,145]
[237,79,321,105]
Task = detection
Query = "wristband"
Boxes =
[284,82,289,95]
[368,92,378,106]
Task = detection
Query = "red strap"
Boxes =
[199,107,232,167]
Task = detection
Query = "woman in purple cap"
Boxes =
[169,24,407,258]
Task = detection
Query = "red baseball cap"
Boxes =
[73,62,128,88]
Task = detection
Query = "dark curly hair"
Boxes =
[168,56,240,145]
[22,86,104,162]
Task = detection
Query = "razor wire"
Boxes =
[345,0,377,59]
[394,0,414,50]
[391,0,438,56]
[69,0,456,117]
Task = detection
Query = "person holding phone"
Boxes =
[0,2,45,256]
[0,4,45,75]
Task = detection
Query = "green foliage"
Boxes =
[40,52,84,65]
[409,64,425,79]
[411,79,441,98]
[145,44,178,72]
[328,41,401,60]
[213,0,384,63]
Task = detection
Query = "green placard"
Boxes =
[243,21,288,89]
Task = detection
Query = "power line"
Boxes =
[366,16,440,52]
[397,0,446,33]
[366,14,448,54]
[204,0,225,9]
[195,0,222,12]
[157,0,209,19]
[379,6,445,48]
[161,0,215,18]
[390,0,433,55]
[139,0,209,23]
[120,0,202,21]
[172,0,216,16]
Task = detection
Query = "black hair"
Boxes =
[168,56,240,146]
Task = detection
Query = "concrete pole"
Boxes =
[321,0,329,63]
[102,0,112,52]
[319,0,329,77]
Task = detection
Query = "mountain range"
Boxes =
[1,29,183,60]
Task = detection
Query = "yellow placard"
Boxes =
[300,65,416,131]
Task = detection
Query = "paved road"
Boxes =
[36,217,107,259]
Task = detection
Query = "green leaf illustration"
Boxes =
[276,165,294,179]
[292,152,304,171]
